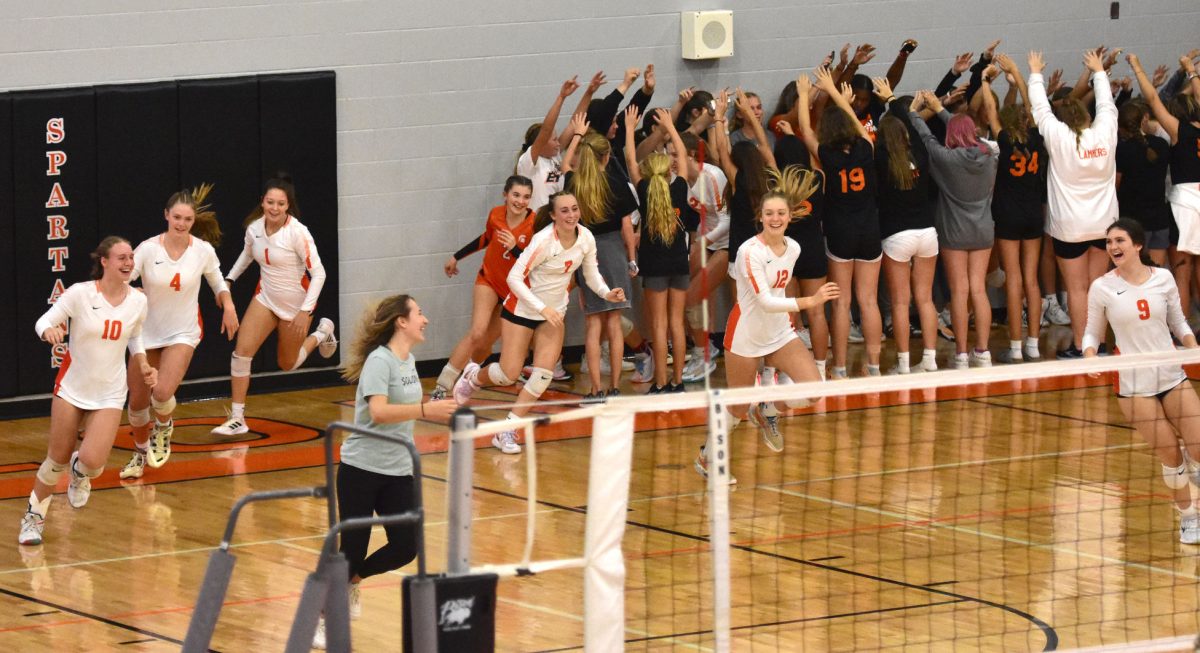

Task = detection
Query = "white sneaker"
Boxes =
[918,355,938,372]
[848,322,865,344]
[551,358,573,382]
[681,350,717,383]
[1181,512,1200,545]
[316,318,338,358]
[970,350,992,368]
[18,511,44,545]
[1023,340,1042,362]
[1042,296,1070,326]
[986,268,1006,288]
[492,430,521,454]
[694,446,737,485]
[148,420,173,468]
[953,354,970,370]
[312,615,327,649]
[211,414,249,437]
[453,362,481,405]
[67,452,91,509]
[349,583,362,620]
[120,451,146,480]
[631,351,654,383]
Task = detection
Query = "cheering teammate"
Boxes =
[432,176,537,399]
[453,191,625,454]
[212,175,338,437]
[696,167,838,479]
[20,237,156,545]
[119,186,239,479]
[1082,219,1200,544]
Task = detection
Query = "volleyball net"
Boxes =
[447,349,1200,651]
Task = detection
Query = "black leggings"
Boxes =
[336,463,419,581]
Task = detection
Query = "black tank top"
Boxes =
[1170,121,1200,185]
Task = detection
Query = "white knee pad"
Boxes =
[36,458,66,486]
[785,398,816,409]
[231,353,252,378]
[1164,462,1191,490]
[487,362,514,387]
[72,457,103,479]
[621,315,634,338]
[128,406,151,428]
[686,304,705,330]
[523,367,553,399]
[151,394,177,416]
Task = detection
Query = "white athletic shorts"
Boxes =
[881,227,939,263]
[255,286,308,322]
[1170,184,1200,255]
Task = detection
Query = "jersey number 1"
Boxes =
[101,319,123,341]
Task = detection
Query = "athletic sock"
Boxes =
[896,351,910,374]
[231,402,245,421]
[28,490,50,517]
[436,363,462,392]
[815,359,827,379]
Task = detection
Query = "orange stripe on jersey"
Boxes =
[197,308,204,340]
[53,351,72,396]
[723,303,742,351]
[503,293,518,312]
[301,275,310,291]
[304,239,312,270]
[744,250,761,293]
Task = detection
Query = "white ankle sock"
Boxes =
[231,402,245,421]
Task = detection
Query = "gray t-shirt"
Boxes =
[340,346,422,476]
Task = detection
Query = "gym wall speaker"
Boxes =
[681,10,733,60]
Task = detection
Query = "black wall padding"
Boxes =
[0,96,15,397]
[95,82,180,243]
[258,71,340,370]
[178,76,266,378]
[12,89,100,396]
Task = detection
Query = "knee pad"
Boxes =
[72,457,103,479]
[231,353,252,378]
[36,458,66,486]
[1164,462,1191,490]
[686,305,705,330]
[621,315,634,338]
[785,397,816,409]
[487,362,514,387]
[151,394,177,417]
[523,367,553,399]
[128,406,151,428]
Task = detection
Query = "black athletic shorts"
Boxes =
[1051,237,1105,259]
[501,307,544,330]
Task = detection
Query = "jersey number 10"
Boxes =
[101,319,124,341]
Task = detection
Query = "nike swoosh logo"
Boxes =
[91,305,101,310]
[1116,290,1126,295]
[154,260,164,265]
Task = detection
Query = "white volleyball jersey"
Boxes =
[503,224,610,321]
[724,236,801,357]
[35,281,148,410]
[226,216,326,320]
[132,235,227,348]
[516,148,565,211]
[689,163,730,250]
[1083,267,1191,396]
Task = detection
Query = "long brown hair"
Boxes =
[998,105,1030,153]
[764,165,821,220]
[571,132,612,226]
[879,115,916,191]
[341,294,415,382]
[166,183,221,247]
[90,236,130,280]
[1118,101,1158,163]
[1055,99,1090,152]
[244,173,300,227]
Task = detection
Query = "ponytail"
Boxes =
[639,153,677,245]
[571,132,613,226]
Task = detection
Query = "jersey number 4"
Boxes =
[169,272,181,292]
[101,319,123,340]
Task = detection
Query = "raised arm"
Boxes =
[531,77,579,162]
[837,43,876,86]
[614,64,655,147]
[885,39,917,88]
[560,71,605,149]
[560,113,590,174]
[980,74,1002,137]
[713,89,737,184]
[1026,51,1056,132]
[1128,53,1180,140]
[796,74,821,160]
[935,52,973,97]
[623,105,642,185]
[735,87,777,170]
[1085,49,1117,133]
[815,66,871,145]
[994,53,1030,112]
[659,108,688,182]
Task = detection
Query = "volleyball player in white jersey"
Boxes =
[1083,219,1200,544]
[118,187,239,479]
[212,175,337,436]
[20,237,157,545]
[453,191,625,453]
[696,168,838,478]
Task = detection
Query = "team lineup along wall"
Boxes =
[0,71,338,401]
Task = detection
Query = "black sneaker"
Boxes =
[582,390,606,404]
[606,388,621,399]
[646,385,664,395]
[668,383,686,393]
[1056,345,1083,360]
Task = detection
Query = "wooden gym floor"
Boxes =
[1,332,1199,651]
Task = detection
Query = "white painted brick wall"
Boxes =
[2,0,1196,360]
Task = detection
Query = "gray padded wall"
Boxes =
[1,0,1195,358]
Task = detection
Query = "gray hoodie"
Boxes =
[910,110,999,250]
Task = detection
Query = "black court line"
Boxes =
[966,396,1134,431]
[0,586,202,651]
[923,580,959,587]
[118,638,158,645]
[807,555,844,562]
[22,609,59,616]
[428,473,1060,652]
